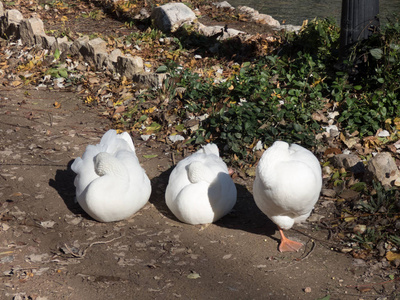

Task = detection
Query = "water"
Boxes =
[226,0,400,26]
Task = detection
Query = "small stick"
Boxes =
[81,235,124,257]
[172,152,176,166]
[48,112,53,127]
[265,240,315,272]
[64,235,124,259]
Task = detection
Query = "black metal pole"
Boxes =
[340,0,380,53]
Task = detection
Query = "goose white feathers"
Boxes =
[253,141,322,252]
[71,130,151,222]
[165,144,237,225]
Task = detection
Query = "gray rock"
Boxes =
[197,23,245,40]
[70,35,89,56]
[57,36,72,53]
[237,6,280,27]
[151,2,196,32]
[95,51,108,69]
[365,152,400,186]
[132,73,167,88]
[109,49,122,62]
[277,24,302,33]
[331,154,365,174]
[0,2,4,17]
[84,37,107,65]
[20,18,45,46]
[134,8,150,20]
[104,49,123,72]
[116,55,143,78]
[35,34,56,49]
[1,9,23,39]
[213,1,234,9]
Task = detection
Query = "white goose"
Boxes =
[165,144,237,225]
[253,141,322,252]
[71,129,151,222]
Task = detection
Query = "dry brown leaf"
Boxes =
[386,251,400,261]
[53,101,61,109]
[324,148,342,156]
[114,105,126,114]
[11,80,23,87]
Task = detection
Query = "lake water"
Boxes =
[226,0,400,26]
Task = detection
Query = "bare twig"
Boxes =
[172,152,176,166]
[48,112,53,127]
[63,243,82,258]
[64,235,125,259]
[291,227,340,249]
[265,240,316,272]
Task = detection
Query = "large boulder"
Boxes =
[20,18,46,46]
[1,9,23,39]
[197,23,245,40]
[35,34,56,49]
[331,154,365,174]
[0,2,4,17]
[365,152,400,187]
[237,6,280,28]
[151,3,196,32]
[116,55,144,78]
[70,35,89,56]
[85,37,108,66]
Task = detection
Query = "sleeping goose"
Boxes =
[165,144,237,225]
[71,129,151,222]
[253,141,322,252]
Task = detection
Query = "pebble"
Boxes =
[1,256,14,263]
[377,130,390,137]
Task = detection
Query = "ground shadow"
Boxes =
[48,159,89,218]
[215,182,277,240]
[148,166,181,222]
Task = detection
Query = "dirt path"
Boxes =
[0,87,397,300]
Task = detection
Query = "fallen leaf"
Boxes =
[143,154,158,159]
[357,286,372,293]
[40,221,56,229]
[114,105,126,114]
[53,101,61,108]
[386,251,400,261]
[187,272,200,279]
[11,80,23,87]
[324,148,342,156]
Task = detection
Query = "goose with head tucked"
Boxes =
[71,129,151,222]
[253,141,322,252]
[165,144,237,225]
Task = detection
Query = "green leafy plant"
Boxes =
[336,16,400,136]
[344,181,400,253]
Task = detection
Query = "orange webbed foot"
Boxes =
[278,227,303,252]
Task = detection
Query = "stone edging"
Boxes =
[0,1,300,88]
